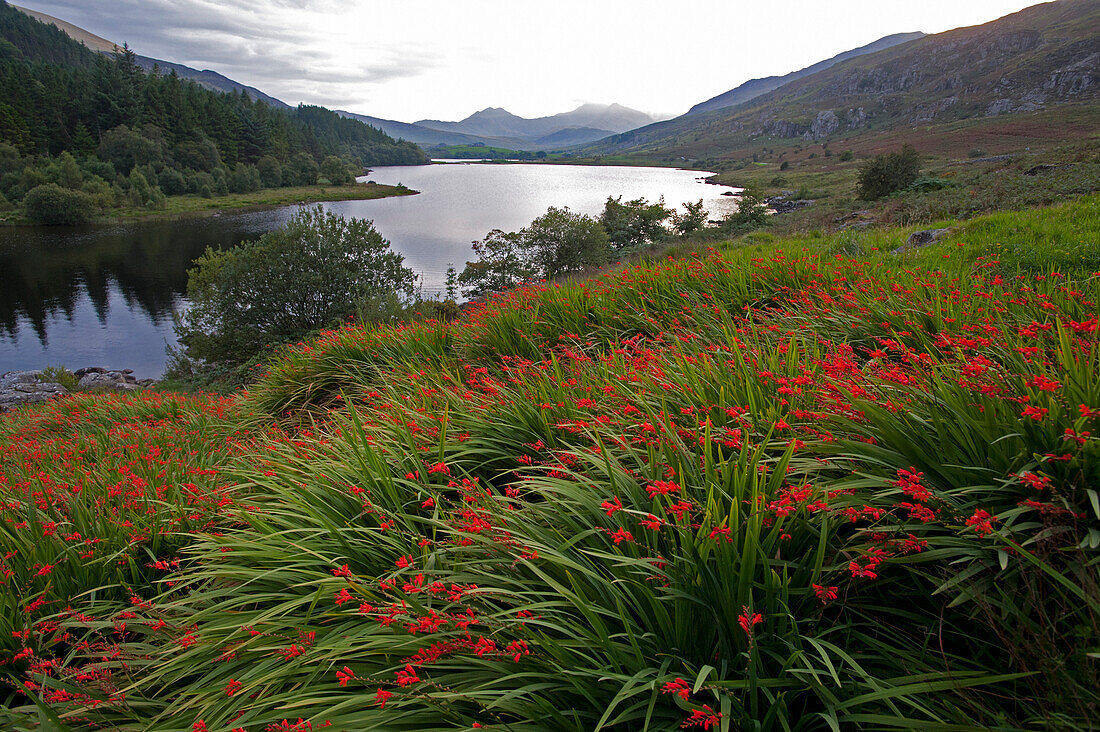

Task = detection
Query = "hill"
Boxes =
[686,32,925,116]
[0,1,426,224]
[12,4,290,108]
[583,0,1100,160]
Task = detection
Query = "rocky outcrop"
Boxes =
[0,367,157,412]
[808,110,840,139]
[766,194,814,214]
[0,371,68,412]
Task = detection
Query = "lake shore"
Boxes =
[0,182,418,226]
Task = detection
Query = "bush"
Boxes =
[839,150,854,162]
[458,228,535,299]
[176,205,416,366]
[856,144,921,199]
[779,160,790,170]
[22,182,95,224]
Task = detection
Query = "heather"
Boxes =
[2,196,1099,730]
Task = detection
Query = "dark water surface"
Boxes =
[0,163,736,377]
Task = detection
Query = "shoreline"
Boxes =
[0,182,419,227]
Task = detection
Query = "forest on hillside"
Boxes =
[0,1,426,222]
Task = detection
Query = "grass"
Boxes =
[1,195,1098,730]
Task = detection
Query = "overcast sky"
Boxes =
[18,0,1045,122]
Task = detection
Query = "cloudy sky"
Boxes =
[17,0,1044,122]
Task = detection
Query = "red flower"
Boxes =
[600,497,623,515]
[336,666,354,687]
[738,607,762,636]
[812,584,838,603]
[1021,405,1048,421]
[334,589,353,606]
[374,688,393,708]
[661,677,690,700]
[224,679,242,697]
[646,480,680,498]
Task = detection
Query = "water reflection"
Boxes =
[0,164,735,376]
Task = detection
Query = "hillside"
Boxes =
[584,0,1099,160]
[12,4,290,108]
[0,1,426,224]
[2,194,1098,729]
[687,32,925,116]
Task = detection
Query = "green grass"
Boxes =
[2,196,1098,730]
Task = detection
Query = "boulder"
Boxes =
[892,227,955,254]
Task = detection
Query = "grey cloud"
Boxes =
[17,0,437,105]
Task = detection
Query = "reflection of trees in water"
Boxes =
[0,218,272,345]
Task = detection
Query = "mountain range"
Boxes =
[581,0,1100,160]
[339,103,663,151]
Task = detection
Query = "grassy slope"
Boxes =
[1,195,1098,730]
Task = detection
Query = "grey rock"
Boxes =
[0,371,69,412]
[893,227,955,254]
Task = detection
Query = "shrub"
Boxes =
[176,205,415,366]
[856,143,921,199]
[22,182,94,224]
[779,160,790,170]
[839,150,854,162]
[156,167,188,195]
[458,228,535,298]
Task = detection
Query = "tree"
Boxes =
[523,206,610,280]
[257,155,282,188]
[599,195,671,249]
[671,199,708,235]
[176,206,415,366]
[856,144,921,200]
[22,183,94,224]
[285,152,319,187]
[458,229,536,299]
[320,155,353,185]
[723,187,768,230]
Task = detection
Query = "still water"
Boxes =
[0,163,737,377]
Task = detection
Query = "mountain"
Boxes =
[415,103,657,144]
[687,32,925,116]
[583,0,1100,159]
[12,4,289,108]
[337,110,529,149]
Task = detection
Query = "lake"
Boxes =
[0,163,737,377]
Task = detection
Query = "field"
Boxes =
[1,195,1098,730]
